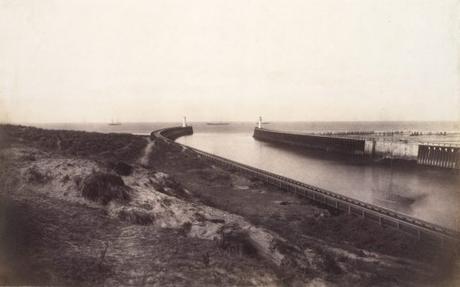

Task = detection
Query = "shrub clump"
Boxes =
[80,173,130,205]
[218,228,258,257]
[112,161,133,176]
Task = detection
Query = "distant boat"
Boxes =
[109,119,122,126]
[206,122,230,126]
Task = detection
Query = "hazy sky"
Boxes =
[0,0,459,123]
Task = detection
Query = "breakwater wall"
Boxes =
[254,127,460,169]
[153,126,459,247]
[369,140,419,161]
[253,127,366,155]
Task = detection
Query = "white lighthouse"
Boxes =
[258,116,262,129]
[182,116,187,127]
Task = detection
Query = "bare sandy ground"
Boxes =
[0,124,459,286]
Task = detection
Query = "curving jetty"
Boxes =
[152,126,459,246]
[151,126,193,140]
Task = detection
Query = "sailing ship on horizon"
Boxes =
[108,118,122,126]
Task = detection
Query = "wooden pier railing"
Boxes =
[417,144,460,169]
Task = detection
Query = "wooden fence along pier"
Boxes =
[417,144,460,169]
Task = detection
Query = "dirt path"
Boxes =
[138,137,155,166]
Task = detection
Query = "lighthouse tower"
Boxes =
[182,116,187,127]
[258,116,262,129]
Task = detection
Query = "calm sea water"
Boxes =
[35,121,460,230]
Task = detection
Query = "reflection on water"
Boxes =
[177,132,460,230]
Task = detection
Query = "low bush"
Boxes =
[111,161,133,176]
[218,228,258,257]
[80,173,130,205]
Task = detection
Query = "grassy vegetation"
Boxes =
[0,124,146,162]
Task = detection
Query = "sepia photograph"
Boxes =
[0,0,459,286]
